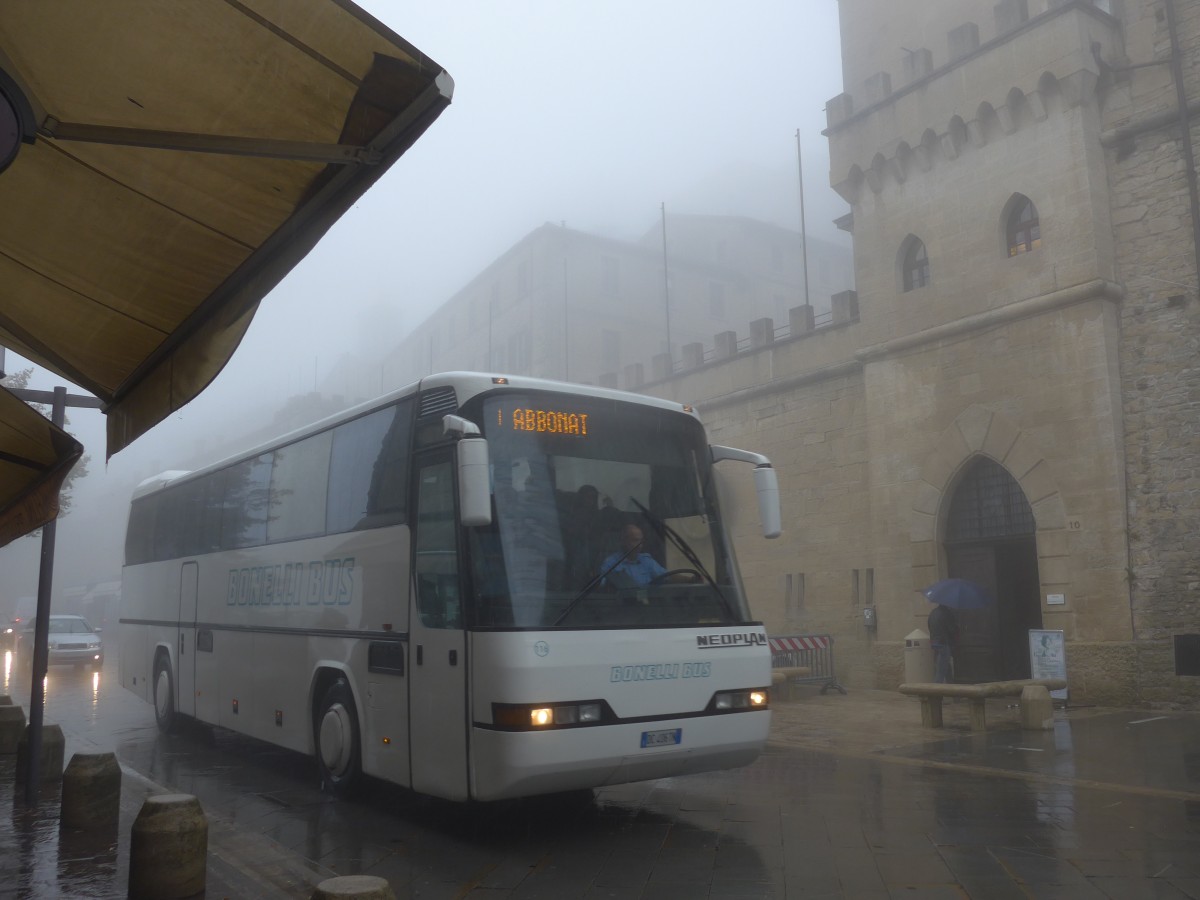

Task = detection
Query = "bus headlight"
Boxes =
[710,689,770,711]
[493,701,608,730]
[549,703,602,725]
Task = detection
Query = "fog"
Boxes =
[0,1,846,603]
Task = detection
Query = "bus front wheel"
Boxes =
[153,655,177,734]
[315,679,362,797]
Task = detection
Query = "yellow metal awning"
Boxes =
[0,387,81,547]
[0,1,451,545]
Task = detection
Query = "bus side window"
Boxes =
[414,460,462,630]
[327,399,413,534]
[415,574,461,629]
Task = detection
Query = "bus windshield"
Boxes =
[464,392,749,629]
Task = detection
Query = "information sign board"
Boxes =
[1028,629,1068,701]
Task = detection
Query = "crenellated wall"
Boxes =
[827,3,1120,200]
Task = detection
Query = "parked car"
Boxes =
[17,615,104,669]
[0,618,19,651]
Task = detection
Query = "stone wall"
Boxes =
[1102,0,1200,706]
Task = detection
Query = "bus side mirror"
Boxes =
[711,445,782,540]
[457,437,492,527]
[753,466,782,539]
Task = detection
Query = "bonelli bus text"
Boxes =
[120,372,781,802]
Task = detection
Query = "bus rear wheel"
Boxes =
[315,679,361,797]
[153,655,177,734]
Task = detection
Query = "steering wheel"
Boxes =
[650,568,703,585]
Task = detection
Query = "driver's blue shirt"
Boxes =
[601,551,667,586]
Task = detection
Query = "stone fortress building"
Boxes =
[641,0,1200,707]
[381,217,853,390]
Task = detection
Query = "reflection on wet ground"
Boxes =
[882,709,1200,796]
[0,655,1198,897]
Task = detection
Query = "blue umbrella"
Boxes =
[922,578,993,610]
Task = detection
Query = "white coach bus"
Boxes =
[120,373,781,802]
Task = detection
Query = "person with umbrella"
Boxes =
[922,579,991,683]
[927,602,959,683]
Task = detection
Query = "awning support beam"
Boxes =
[40,119,381,165]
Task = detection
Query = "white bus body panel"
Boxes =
[468,627,771,801]
[120,524,413,784]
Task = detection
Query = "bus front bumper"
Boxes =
[470,710,769,802]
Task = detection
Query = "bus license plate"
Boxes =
[641,728,682,748]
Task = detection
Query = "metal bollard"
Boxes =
[15,722,64,780]
[128,794,208,900]
[311,875,397,900]
[0,704,25,754]
[61,751,122,829]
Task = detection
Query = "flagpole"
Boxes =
[660,201,672,363]
[796,129,811,307]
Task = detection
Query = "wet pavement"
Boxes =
[1,651,1198,898]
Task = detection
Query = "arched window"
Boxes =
[1006,196,1040,257]
[902,237,929,291]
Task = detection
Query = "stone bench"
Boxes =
[898,678,1067,731]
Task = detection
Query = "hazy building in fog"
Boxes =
[381,217,853,389]
[644,0,1200,707]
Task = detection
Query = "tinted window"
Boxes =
[268,432,333,543]
[125,496,157,565]
[414,459,461,629]
[154,481,205,560]
[128,400,413,562]
[197,475,224,553]
[176,479,208,557]
[326,400,412,533]
[220,453,272,549]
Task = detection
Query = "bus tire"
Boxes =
[315,679,362,797]
[153,654,177,734]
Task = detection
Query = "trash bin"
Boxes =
[904,629,934,683]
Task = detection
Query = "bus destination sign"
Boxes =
[498,406,590,436]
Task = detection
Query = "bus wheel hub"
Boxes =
[155,670,170,716]
[319,703,352,774]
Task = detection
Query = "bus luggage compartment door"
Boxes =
[409,455,469,800]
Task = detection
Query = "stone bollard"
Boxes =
[312,875,397,900]
[128,794,208,900]
[1019,684,1054,730]
[0,704,26,754]
[61,751,122,829]
[15,723,64,780]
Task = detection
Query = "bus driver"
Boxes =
[601,524,666,587]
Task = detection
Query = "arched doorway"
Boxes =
[944,457,1043,682]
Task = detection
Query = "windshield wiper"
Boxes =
[552,542,639,626]
[631,498,736,621]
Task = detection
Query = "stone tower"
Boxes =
[650,0,1199,706]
